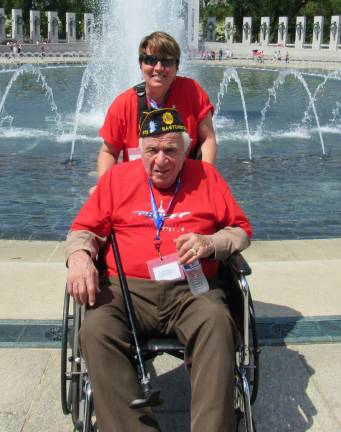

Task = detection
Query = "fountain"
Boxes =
[0,1,340,241]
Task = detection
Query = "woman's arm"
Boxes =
[97,141,120,176]
[197,112,217,165]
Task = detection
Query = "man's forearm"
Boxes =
[64,230,107,263]
[210,227,251,260]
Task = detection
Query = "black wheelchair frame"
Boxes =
[61,236,260,432]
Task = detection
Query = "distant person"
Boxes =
[12,42,18,55]
[93,31,217,192]
[285,50,289,63]
[219,48,223,60]
[40,42,46,57]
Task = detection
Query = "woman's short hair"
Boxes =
[139,31,181,66]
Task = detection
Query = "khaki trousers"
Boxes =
[79,277,237,432]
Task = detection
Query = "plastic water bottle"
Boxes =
[183,259,209,295]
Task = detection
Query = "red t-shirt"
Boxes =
[71,159,252,279]
[99,76,214,161]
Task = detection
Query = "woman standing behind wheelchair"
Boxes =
[92,31,216,189]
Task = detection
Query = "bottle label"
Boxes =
[183,259,200,271]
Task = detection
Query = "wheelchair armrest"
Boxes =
[224,251,252,276]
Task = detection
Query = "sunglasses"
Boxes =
[139,54,178,68]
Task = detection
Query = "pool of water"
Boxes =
[0,64,340,240]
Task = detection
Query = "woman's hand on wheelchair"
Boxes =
[67,250,100,306]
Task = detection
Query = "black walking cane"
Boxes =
[109,231,162,409]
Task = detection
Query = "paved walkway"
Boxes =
[0,238,341,431]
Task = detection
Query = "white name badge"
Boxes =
[128,147,141,161]
[147,253,185,281]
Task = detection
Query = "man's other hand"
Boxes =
[67,250,100,306]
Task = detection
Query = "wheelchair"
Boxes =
[61,236,260,432]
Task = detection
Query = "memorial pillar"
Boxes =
[295,16,306,49]
[30,10,40,43]
[224,17,235,46]
[187,0,199,50]
[277,16,288,46]
[329,15,341,51]
[312,16,324,50]
[242,17,252,45]
[84,13,94,42]
[207,17,216,42]
[48,11,59,43]
[260,17,270,46]
[0,8,5,43]
[66,12,76,42]
[12,9,23,40]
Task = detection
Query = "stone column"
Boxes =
[187,0,199,50]
[295,16,306,49]
[260,17,270,46]
[48,11,59,43]
[225,17,235,45]
[312,16,324,50]
[12,9,23,40]
[30,10,40,43]
[207,17,216,42]
[277,16,288,46]
[84,13,94,42]
[242,17,252,45]
[66,12,76,42]
[329,15,341,51]
[0,8,5,43]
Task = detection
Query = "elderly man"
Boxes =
[65,108,252,432]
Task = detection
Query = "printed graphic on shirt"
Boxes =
[133,200,190,232]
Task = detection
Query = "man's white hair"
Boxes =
[139,131,191,152]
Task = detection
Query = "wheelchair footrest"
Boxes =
[129,389,163,409]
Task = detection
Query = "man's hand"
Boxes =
[67,250,100,306]
[174,233,215,265]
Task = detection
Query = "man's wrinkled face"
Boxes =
[140,132,186,189]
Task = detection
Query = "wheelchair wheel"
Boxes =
[61,287,73,414]
[248,293,260,405]
[61,288,83,425]
[236,409,256,432]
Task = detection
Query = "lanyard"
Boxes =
[147,96,160,109]
[148,177,180,258]
[147,89,171,109]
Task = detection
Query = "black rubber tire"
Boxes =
[61,287,72,415]
[60,288,83,426]
[71,302,83,426]
[248,294,260,405]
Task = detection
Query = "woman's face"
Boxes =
[140,46,178,95]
